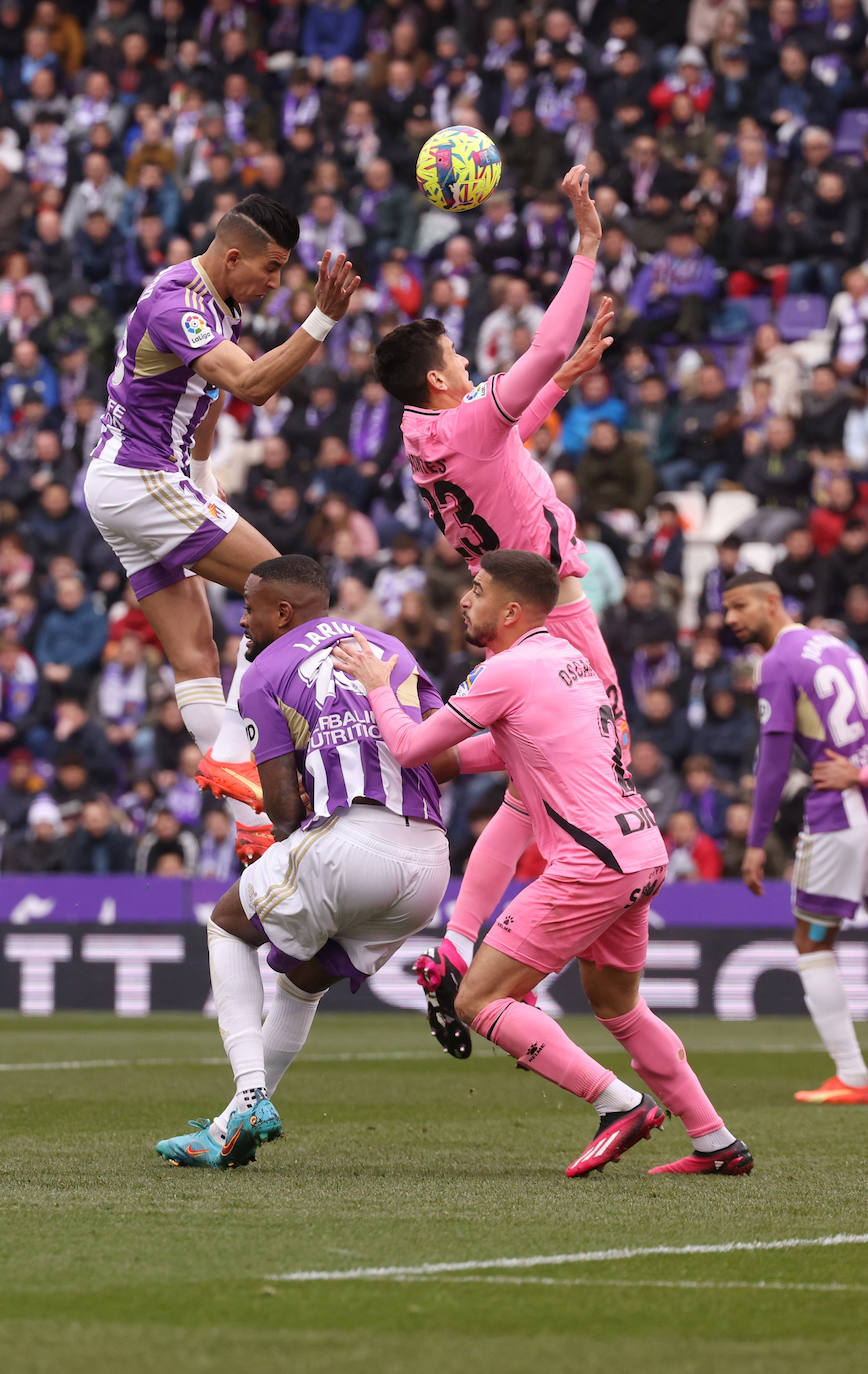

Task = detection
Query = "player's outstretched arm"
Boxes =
[192,251,361,405]
[497,166,602,422]
[515,297,614,442]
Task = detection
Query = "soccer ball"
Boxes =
[415,126,502,213]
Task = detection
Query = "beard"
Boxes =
[244,638,264,661]
[464,617,496,649]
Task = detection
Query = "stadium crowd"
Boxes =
[0,0,867,884]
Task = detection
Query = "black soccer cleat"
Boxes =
[413,946,473,1059]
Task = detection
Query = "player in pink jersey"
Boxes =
[334,551,753,1177]
[372,166,632,1047]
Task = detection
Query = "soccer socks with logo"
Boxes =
[471,997,634,1106]
[206,918,266,1095]
[798,951,868,1087]
[208,976,326,1141]
[263,975,327,1097]
[447,795,533,944]
[598,998,727,1139]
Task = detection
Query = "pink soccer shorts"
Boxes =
[483,860,668,974]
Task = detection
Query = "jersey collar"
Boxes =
[192,256,238,319]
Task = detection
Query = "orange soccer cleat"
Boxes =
[793,1076,868,1105]
[196,748,264,812]
[234,822,275,865]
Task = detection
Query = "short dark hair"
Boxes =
[250,554,329,598]
[479,550,560,614]
[216,194,299,252]
[723,570,781,594]
[374,318,447,406]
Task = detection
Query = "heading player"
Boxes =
[156,555,449,1168]
[724,571,868,1105]
[335,550,752,1176]
[373,165,630,1050]
[84,195,359,861]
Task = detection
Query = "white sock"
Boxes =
[212,637,254,762]
[208,977,327,1142]
[175,677,225,751]
[443,931,475,967]
[592,1081,643,1116]
[692,1127,737,1151]
[207,917,266,1090]
[264,974,326,1095]
[798,951,868,1086]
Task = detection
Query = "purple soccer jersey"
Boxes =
[239,617,445,830]
[93,258,242,472]
[755,625,868,834]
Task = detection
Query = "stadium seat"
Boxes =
[657,489,707,539]
[738,540,779,573]
[835,109,868,157]
[680,540,718,630]
[724,341,753,389]
[775,294,828,342]
[739,297,773,330]
[701,490,758,543]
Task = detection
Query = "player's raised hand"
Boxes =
[812,748,860,791]
[741,845,766,897]
[332,631,397,692]
[553,296,615,389]
[315,250,362,322]
[561,164,602,250]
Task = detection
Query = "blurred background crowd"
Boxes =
[0,0,867,885]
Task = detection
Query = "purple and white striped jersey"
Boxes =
[92,258,241,472]
[239,617,445,830]
[756,625,868,833]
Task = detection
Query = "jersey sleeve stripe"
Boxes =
[491,374,519,425]
[446,700,483,730]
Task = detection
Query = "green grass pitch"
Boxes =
[1,1012,866,1374]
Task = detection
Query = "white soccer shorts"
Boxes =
[239,803,450,987]
[791,825,868,927]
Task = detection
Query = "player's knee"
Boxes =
[793,919,836,955]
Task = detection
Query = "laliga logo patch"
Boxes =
[463,382,487,403]
[181,311,214,347]
[758,697,771,725]
[243,718,259,749]
[455,662,485,697]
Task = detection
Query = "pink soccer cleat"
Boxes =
[648,1138,754,1175]
[566,1093,665,1177]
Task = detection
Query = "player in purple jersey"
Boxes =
[156,556,449,1169]
[84,195,360,863]
[724,571,868,1105]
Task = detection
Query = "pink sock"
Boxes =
[599,998,723,1137]
[472,997,615,1102]
[447,795,532,942]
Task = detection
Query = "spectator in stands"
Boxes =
[739,321,803,419]
[697,534,748,635]
[786,170,863,300]
[572,510,626,619]
[676,754,730,841]
[800,364,853,451]
[810,469,868,555]
[771,524,827,621]
[633,685,689,769]
[824,519,868,616]
[136,805,198,875]
[721,797,789,880]
[826,266,868,381]
[662,361,741,494]
[60,149,125,237]
[560,370,627,458]
[33,574,106,699]
[626,222,718,344]
[372,532,426,620]
[642,500,685,584]
[843,583,868,658]
[568,418,657,520]
[196,806,240,882]
[628,736,682,830]
[45,695,118,793]
[0,744,42,831]
[689,689,757,784]
[739,414,814,541]
[1,790,67,872]
[67,795,134,873]
[726,195,791,303]
[664,808,724,881]
[756,42,835,152]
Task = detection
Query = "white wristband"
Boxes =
[302,306,337,342]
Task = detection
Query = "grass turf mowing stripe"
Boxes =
[434,1277,868,1293]
[266,1234,868,1282]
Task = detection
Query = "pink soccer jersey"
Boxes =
[400,256,597,579]
[368,628,667,876]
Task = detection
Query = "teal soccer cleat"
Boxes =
[155,1119,229,1169]
[220,1092,282,1169]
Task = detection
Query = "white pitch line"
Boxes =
[433,1276,868,1294]
[266,1233,868,1283]
[0,1050,435,1074]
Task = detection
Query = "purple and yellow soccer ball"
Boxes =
[415,126,502,213]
